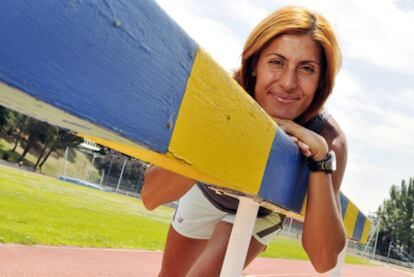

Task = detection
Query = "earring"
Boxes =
[251,71,256,77]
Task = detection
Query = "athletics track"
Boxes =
[0,244,413,276]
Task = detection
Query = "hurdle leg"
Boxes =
[328,240,347,277]
[220,197,260,277]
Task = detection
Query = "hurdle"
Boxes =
[0,1,370,276]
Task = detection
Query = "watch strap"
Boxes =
[306,151,336,173]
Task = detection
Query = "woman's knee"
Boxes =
[160,226,208,276]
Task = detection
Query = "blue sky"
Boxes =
[155,0,414,215]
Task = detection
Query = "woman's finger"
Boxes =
[297,140,312,157]
[298,140,310,151]
[290,136,298,143]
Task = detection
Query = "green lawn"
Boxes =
[0,164,171,250]
[263,234,372,265]
[0,164,371,265]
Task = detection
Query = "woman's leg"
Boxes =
[186,221,266,277]
[159,225,209,277]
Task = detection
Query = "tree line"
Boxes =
[0,106,83,171]
[377,177,414,262]
[0,105,148,193]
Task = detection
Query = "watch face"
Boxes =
[324,151,336,172]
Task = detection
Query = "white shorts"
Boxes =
[171,185,284,246]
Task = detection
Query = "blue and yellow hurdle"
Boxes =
[0,0,370,243]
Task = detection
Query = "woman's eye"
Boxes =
[269,59,284,67]
[300,65,315,74]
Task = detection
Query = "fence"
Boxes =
[59,146,147,195]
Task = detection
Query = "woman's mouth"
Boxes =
[270,92,299,104]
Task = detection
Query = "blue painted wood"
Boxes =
[339,193,349,218]
[352,211,366,241]
[0,0,197,153]
[258,129,309,213]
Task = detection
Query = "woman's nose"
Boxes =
[279,68,298,92]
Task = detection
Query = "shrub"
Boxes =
[2,152,10,160]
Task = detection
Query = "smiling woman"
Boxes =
[142,6,348,276]
[0,0,354,275]
[253,34,321,121]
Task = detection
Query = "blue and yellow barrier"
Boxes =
[340,193,371,243]
[0,0,370,242]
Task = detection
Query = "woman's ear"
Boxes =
[251,59,258,77]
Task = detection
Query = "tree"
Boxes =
[33,126,59,170]
[0,106,10,131]
[377,177,414,259]
[37,129,83,171]
[16,119,50,163]
[10,113,28,152]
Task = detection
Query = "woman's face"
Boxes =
[254,34,321,120]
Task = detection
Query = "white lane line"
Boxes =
[244,273,319,276]
[0,244,163,253]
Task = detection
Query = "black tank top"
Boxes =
[197,112,329,217]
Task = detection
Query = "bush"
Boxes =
[2,152,9,160]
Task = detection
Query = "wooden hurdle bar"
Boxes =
[0,1,371,275]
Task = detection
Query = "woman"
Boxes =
[141,6,347,276]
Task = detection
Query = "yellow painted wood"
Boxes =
[343,201,358,238]
[300,192,307,216]
[169,48,276,195]
[3,75,370,242]
[80,134,229,186]
[361,220,371,244]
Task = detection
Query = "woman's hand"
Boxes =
[273,117,329,161]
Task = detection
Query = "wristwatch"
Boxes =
[307,150,336,173]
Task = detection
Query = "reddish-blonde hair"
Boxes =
[235,6,341,124]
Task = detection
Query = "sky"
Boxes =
[155,0,414,215]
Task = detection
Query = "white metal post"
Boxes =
[99,169,105,185]
[386,238,393,262]
[287,217,293,237]
[362,218,380,258]
[106,159,113,185]
[85,152,96,182]
[328,240,347,277]
[63,146,68,180]
[220,196,260,277]
[116,158,127,192]
[371,219,381,260]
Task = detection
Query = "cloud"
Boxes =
[328,70,414,156]
[155,0,414,214]
[218,1,269,27]
[327,70,414,213]
[156,0,244,70]
[341,159,397,214]
[158,0,414,75]
[276,0,414,75]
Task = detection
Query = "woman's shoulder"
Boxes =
[320,114,347,155]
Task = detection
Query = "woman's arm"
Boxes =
[274,116,347,273]
[141,166,195,210]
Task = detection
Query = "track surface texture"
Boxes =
[0,244,412,276]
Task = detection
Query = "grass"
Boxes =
[0,164,172,250]
[0,164,372,265]
[262,235,308,260]
[0,138,21,161]
[262,235,372,265]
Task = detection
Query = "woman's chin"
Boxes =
[269,112,296,121]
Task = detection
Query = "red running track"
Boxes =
[0,244,412,277]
